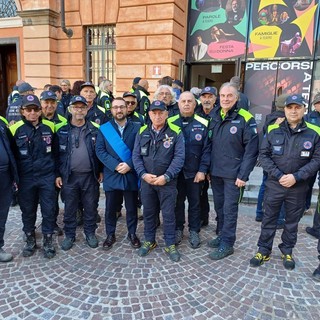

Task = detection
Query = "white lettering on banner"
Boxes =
[246,61,313,71]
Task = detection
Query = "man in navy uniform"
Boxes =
[208,83,259,260]
[133,100,185,262]
[250,94,320,270]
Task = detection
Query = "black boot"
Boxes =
[23,232,36,257]
[43,234,56,259]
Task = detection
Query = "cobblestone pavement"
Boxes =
[1,198,320,320]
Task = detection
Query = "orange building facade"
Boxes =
[0,0,187,109]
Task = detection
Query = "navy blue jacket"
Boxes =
[0,117,19,184]
[260,119,320,182]
[56,121,101,182]
[9,118,57,178]
[305,110,320,127]
[134,86,150,115]
[209,103,259,181]
[168,114,211,179]
[132,121,185,180]
[95,119,140,192]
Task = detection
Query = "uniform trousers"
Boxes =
[141,180,177,246]
[175,174,202,233]
[18,174,56,235]
[62,172,99,238]
[258,178,308,256]
[211,176,242,247]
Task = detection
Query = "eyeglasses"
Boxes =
[111,105,127,110]
[71,105,87,111]
[158,92,171,97]
[22,107,41,112]
[125,101,136,106]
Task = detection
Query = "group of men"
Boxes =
[1,76,320,282]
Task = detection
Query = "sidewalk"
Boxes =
[0,189,319,320]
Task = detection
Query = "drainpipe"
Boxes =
[60,0,73,38]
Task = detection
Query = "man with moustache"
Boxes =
[132,100,185,262]
[168,91,211,249]
[56,96,102,250]
[96,98,141,250]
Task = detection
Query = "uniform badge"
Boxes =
[43,135,51,144]
[303,141,312,150]
[230,126,237,134]
[163,134,173,148]
[195,134,202,141]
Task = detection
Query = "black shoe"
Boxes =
[282,254,295,270]
[103,234,116,250]
[61,237,75,251]
[249,252,270,267]
[127,234,141,248]
[306,227,320,239]
[207,236,221,249]
[255,216,263,222]
[312,266,320,282]
[189,231,201,249]
[209,245,234,260]
[86,234,99,248]
[43,234,56,259]
[23,232,36,257]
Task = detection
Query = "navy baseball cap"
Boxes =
[18,82,36,94]
[80,81,95,90]
[149,100,167,111]
[40,90,57,101]
[21,94,41,109]
[285,94,306,107]
[69,95,88,106]
[123,92,137,98]
[173,79,184,87]
[133,77,141,85]
[200,86,217,96]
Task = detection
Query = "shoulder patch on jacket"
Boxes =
[9,120,24,136]
[194,114,209,127]
[267,123,280,133]
[238,109,254,122]
[305,121,320,136]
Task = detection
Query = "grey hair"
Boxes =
[220,82,239,99]
[99,79,112,92]
[153,85,176,104]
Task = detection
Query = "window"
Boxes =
[86,25,116,88]
[0,0,17,18]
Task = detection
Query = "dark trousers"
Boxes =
[257,178,308,256]
[105,190,138,235]
[211,176,242,247]
[18,174,56,235]
[0,172,13,248]
[62,172,99,238]
[305,173,317,210]
[175,174,202,232]
[200,178,210,223]
[141,180,177,246]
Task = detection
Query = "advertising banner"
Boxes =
[187,0,249,62]
[244,60,313,132]
[248,0,319,59]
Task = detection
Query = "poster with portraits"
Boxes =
[187,0,249,62]
[244,60,313,132]
[248,0,319,59]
